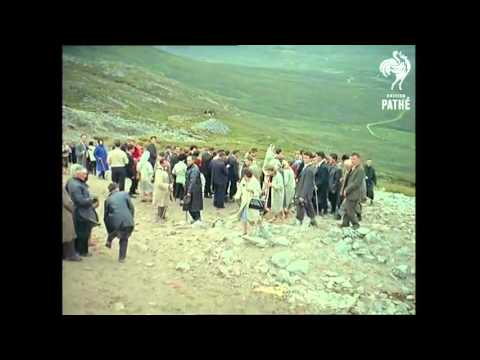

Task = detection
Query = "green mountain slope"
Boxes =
[62,46,415,185]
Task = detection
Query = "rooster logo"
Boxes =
[379,51,411,91]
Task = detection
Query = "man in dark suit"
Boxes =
[340,153,366,229]
[104,182,135,263]
[210,151,228,209]
[364,159,377,205]
[226,150,240,201]
[328,153,342,215]
[294,152,318,226]
[200,147,213,198]
[314,151,330,216]
[146,136,158,168]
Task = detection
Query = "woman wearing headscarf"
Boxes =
[152,158,172,223]
[94,139,109,180]
[137,150,154,202]
[234,168,262,235]
[263,164,285,222]
[282,160,296,218]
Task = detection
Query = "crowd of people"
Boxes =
[62,134,378,263]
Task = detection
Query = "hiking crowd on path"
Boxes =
[62,134,377,263]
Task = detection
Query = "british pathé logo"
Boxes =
[380,51,411,91]
[379,50,412,111]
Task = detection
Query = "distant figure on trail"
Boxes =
[108,140,129,191]
[75,134,89,168]
[339,153,365,229]
[104,182,135,263]
[364,159,377,205]
[153,158,172,223]
[146,136,158,168]
[294,151,318,227]
[137,151,154,202]
[183,155,204,223]
[66,165,100,257]
[94,139,109,180]
[234,168,262,236]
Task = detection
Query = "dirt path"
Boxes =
[366,111,406,140]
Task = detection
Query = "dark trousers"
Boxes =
[111,167,127,191]
[314,185,328,214]
[63,241,76,259]
[74,218,93,256]
[88,160,96,175]
[129,176,138,195]
[213,183,226,208]
[106,226,133,260]
[296,197,316,222]
[204,172,212,197]
[328,191,340,214]
[189,210,201,221]
[228,178,238,199]
[342,199,360,227]
[175,183,185,200]
[366,183,374,200]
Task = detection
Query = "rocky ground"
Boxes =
[62,174,415,315]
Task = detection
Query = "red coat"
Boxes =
[132,145,143,162]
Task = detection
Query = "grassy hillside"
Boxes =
[62,46,415,186]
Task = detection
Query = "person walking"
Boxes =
[75,134,89,168]
[364,159,377,205]
[282,160,296,218]
[234,169,262,235]
[125,145,138,197]
[200,147,213,198]
[314,151,330,216]
[66,165,100,257]
[94,139,109,180]
[227,150,240,201]
[339,153,365,229]
[146,136,158,169]
[327,153,343,216]
[87,141,97,176]
[210,151,228,209]
[294,152,318,227]
[137,151,154,202]
[172,153,187,203]
[108,140,129,191]
[62,185,81,261]
[62,142,71,175]
[183,155,204,223]
[152,158,172,223]
[104,182,135,263]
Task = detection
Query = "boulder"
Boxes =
[271,237,290,247]
[175,262,191,272]
[270,251,295,269]
[286,260,310,275]
[392,264,409,279]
